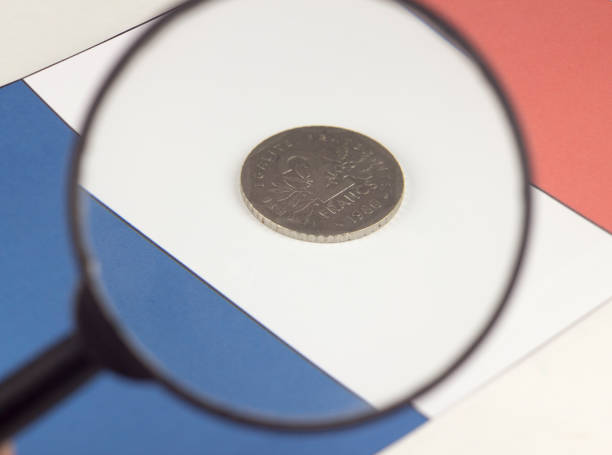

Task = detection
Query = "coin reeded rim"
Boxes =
[239,164,405,243]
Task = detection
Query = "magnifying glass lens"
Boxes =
[76,0,528,425]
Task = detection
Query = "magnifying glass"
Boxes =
[0,0,530,439]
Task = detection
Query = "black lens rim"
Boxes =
[68,0,532,431]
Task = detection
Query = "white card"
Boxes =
[25,0,612,416]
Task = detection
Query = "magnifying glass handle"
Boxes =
[0,333,99,440]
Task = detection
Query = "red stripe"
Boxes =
[424,0,612,232]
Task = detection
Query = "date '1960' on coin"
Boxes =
[240,126,404,243]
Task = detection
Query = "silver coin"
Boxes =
[240,126,404,243]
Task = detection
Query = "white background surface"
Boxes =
[25,1,612,417]
[0,0,177,87]
[382,298,612,454]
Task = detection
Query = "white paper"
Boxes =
[25,0,612,416]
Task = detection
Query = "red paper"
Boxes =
[424,0,612,232]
